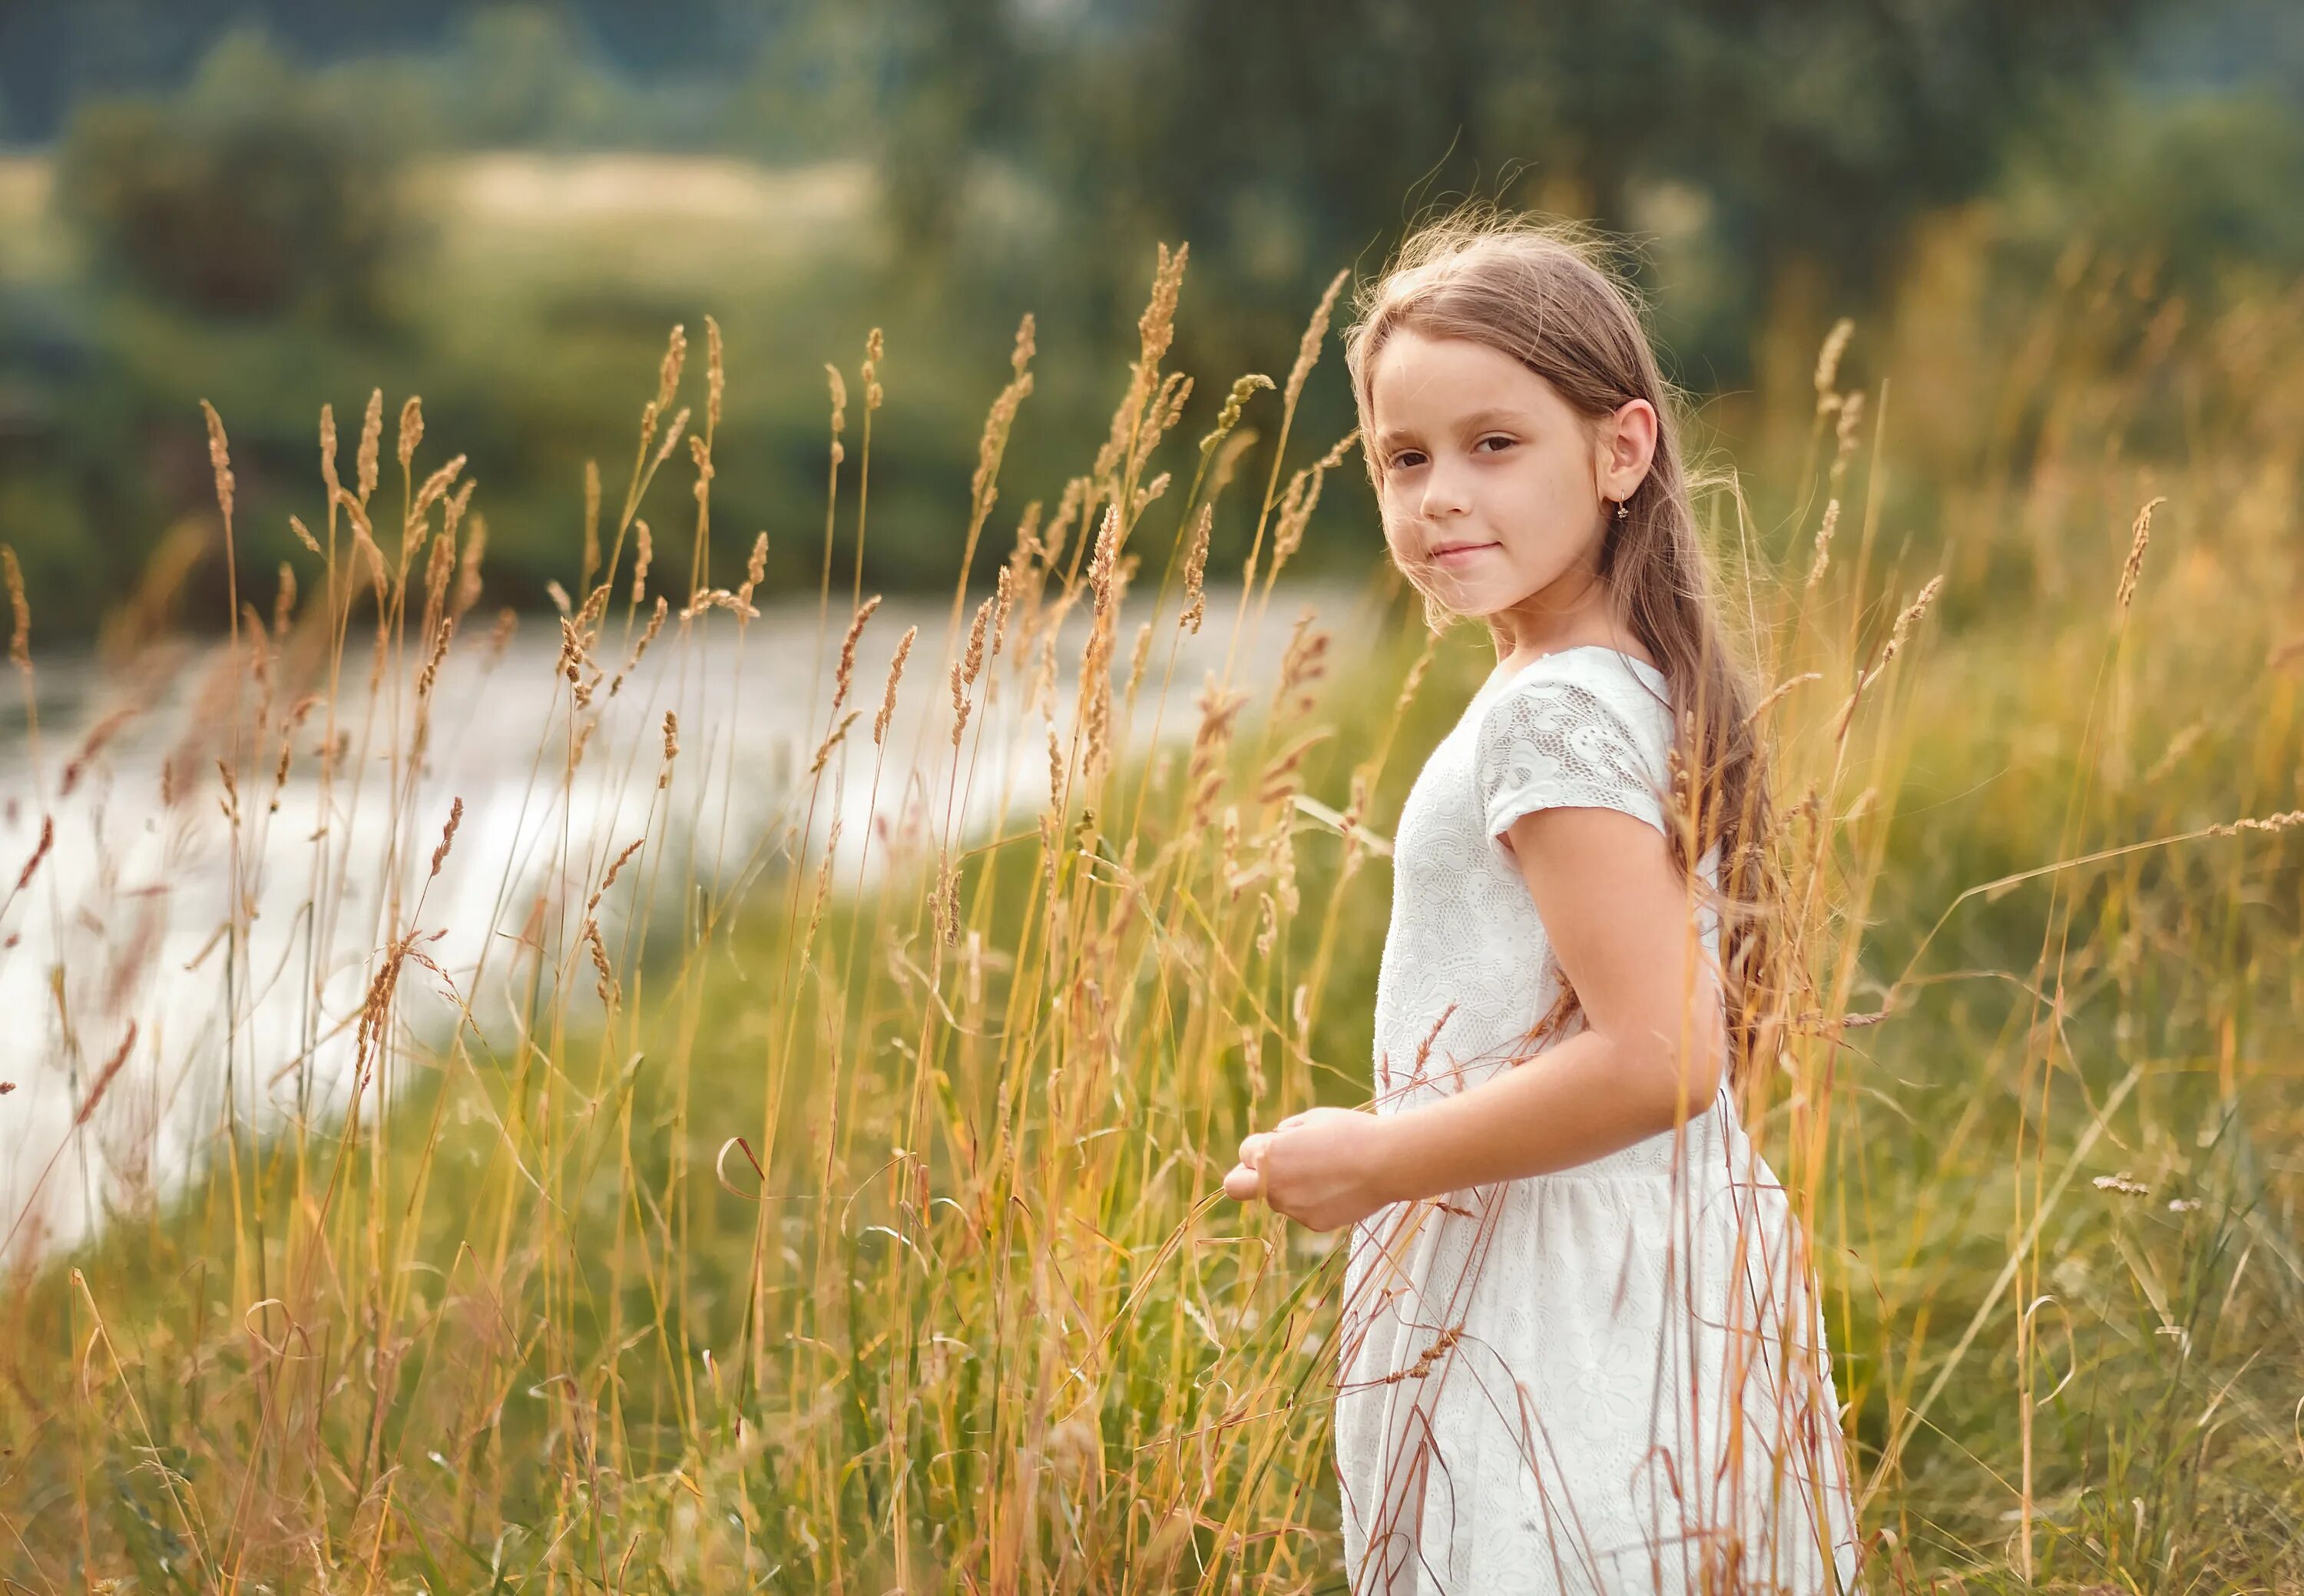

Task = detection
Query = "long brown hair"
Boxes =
[1341,203,1786,1094]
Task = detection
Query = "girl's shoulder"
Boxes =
[1474,645,1672,738]
[1469,647,1675,837]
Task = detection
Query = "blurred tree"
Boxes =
[0,0,470,140]
[1997,81,2304,303]
[876,0,1031,271]
[986,0,2170,386]
[723,5,884,162]
[55,28,412,325]
[446,6,622,147]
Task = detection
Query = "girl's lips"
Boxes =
[1432,542,1498,565]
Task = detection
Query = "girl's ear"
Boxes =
[1599,398,1659,501]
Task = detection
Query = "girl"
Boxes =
[1223,211,1864,1593]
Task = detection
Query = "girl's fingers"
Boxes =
[1222,1161,1264,1202]
[1238,1131,1273,1167]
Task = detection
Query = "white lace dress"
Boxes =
[1334,645,1862,1594]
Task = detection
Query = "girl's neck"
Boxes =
[1486,583,1651,674]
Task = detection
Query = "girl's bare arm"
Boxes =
[1226,803,1725,1230]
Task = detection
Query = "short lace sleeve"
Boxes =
[1474,672,1670,844]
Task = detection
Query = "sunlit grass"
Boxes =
[2,217,2299,1593]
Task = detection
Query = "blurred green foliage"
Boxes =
[2,0,2302,641]
[56,34,413,324]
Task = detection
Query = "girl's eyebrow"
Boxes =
[1375,406,1534,448]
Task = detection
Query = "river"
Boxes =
[0,574,1376,1258]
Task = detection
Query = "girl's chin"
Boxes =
[1410,564,1530,618]
[1432,580,1509,615]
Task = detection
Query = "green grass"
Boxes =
[2,210,2301,1593]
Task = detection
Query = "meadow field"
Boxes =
[2,201,2300,1593]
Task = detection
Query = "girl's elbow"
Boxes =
[1664,1045,1724,1118]
[1634,1021,1726,1122]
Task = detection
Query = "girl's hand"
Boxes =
[1221,1108,1395,1232]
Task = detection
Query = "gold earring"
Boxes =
[1614,501,1630,522]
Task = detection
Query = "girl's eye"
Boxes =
[1387,439,1508,469]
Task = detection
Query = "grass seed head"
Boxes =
[273,562,296,638]
[2116,495,2165,615]
[2,545,28,671]
[1200,373,1273,464]
[608,596,667,697]
[653,406,690,471]
[1880,574,1945,668]
[429,796,464,878]
[740,531,769,604]
[592,836,645,911]
[576,580,611,631]
[1829,391,1865,491]
[991,563,1015,658]
[1157,371,1193,435]
[862,327,885,412]
[1041,479,1083,571]
[690,432,713,501]
[2206,807,2302,838]
[962,594,991,690]
[657,323,687,415]
[396,396,424,472]
[704,314,724,433]
[810,707,862,776]
[1813,316,1856,412]
[198,401,234,525]
[585,919,619,1010]
[319,402,341,501]
[826,364,848,465]
[411,454,467,530]
[356,388,382,506]
[1210,426,1259,499]
[1806,498,1842,589]
[833,594,882,714]
[1126,618,1153,694]
[582,459,601,583]
[1138,241,1188,374]
[1284,267,1349,411]
[72,1022,137,1127]
[875,626,916,747]
[455,513,489,617]
[1179,505,1213,634]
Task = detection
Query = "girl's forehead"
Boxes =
[1369,330,1562,426]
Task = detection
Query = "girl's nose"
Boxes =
[1419,462,1472,520]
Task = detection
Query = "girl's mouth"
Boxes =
[1431,542,1498,565]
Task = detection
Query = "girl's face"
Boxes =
[1367,327,1654,626]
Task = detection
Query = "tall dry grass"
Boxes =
[1,211,2299,1593]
